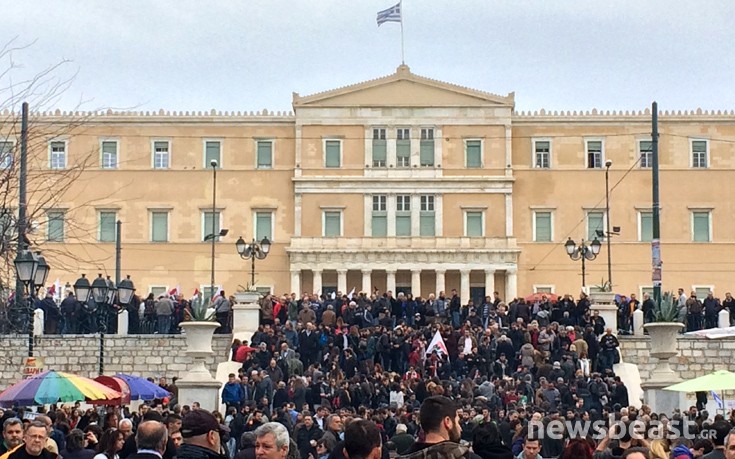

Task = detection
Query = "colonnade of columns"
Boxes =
[290,267,518,303]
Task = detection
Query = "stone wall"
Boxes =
[0,335,232,389]
[619,335,735,382]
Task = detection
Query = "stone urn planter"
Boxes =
[181,321,218,356]
[589,291,616,305]
[234,291,261,303]
[643,322,684,383]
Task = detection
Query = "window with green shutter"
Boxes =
[586,140,602,169]
[101,141,118,169]
[47,211,65,242]
[324,211,341,237]
[420,195,435,236]
[466,140,482,168]
[257,141,273,169]
[151,211,168,242]
[587,211,604,240]
[205,141,221,167]
[639,211,652,242]
[372,195,387,237]
[203,211,221,241]
[99,211,116,242]
[396,195,411,236]
[372,129,386,167]
[325,140,341,167]
[639,140,652,168]
[255,211,273,240]
[534,212,552,242]
[0,141,12,169]
[466,211,483,237]
[420,128,434,166]
[692,140,708,168]
[396,128,410,168]
[692,211,710,242]
[534,140,550,168]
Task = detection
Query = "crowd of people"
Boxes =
[4,286,735,459]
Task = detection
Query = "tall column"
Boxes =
[337,269,348,295]
[411,269,422,298]
[505,193,513,237]
[460,269,471,306]
[362,269,372,293]
[386,269,397,294]
[313,269,323,296]
[505,268,518,302]
[484,269,496,298]
[435,269,446,296]
[290,269,301,295]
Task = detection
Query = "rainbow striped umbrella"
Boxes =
[0,371,121,407]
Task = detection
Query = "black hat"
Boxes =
[181,409,230,438]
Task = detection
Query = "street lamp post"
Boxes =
[605,159,613,290]
[565,237,601,288]
[74,273,134,375]
[235,236,271,287]
[13,249,48,357]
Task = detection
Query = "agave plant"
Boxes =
[653,291,681,322]
[186,292,216,322]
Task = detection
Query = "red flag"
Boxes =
[47,284,56,296]
[168,287,178,296]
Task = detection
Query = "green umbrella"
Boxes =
[663,370,735,392]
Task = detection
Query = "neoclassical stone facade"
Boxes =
[8,65,735,302]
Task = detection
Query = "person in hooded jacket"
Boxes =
[471,422,513,459]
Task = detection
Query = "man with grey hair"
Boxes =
[254,423,289,459]
[126,421,168,459]
[0,421,55,459]
[0,419,23,455]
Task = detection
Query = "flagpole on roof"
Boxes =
[400,0,405,64]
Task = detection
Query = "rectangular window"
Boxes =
[396,195,411,236]
[420,128,435,166]
[586,140,602,169]
[587,211,605,240]
[534,211,552,242]
[466,140,482,168]
[692,140,708,168]
[694,286,713,299]
[255,211,273,240]
[256,140,273,169]
[101,141,118,169]
[692,211,711,242]
[153,141,170,169]
[47,211,65,242]
[151,211,169,242]
[325,140,341,168]
[0,141,12,169]
[98,211,117,242]
[372,195,387,237]
[372,128,386,168]
[49,141,66,170]
[202,211,221,241]
[420,195,435,236]
[324,211,341,237]
[639,211,653,242]
[639,140,652,168]
[205,140,221,167]
[465,211,483,237]
[534,140,550,168]
[396,128,410,168]
[150,286,168,298]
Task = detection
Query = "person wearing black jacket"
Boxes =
[294,415,322,459]
[125,422,167,459]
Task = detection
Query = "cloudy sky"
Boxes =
[4,0,734,114]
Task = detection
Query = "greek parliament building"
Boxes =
[13,65,735,304]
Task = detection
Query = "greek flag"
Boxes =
[377,2,401,26]
[712,390,723,408]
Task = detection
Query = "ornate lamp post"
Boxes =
[13,249,40,357]
[564,237,601,288]
[235,236,271,287]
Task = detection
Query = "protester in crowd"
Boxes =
[0,421,57,459]
[343,420,381,459]
[93,430,124,459]
[0,419,23,456]
[59,429,95,459]
[254,423,289,459]
[125,421,168,459]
